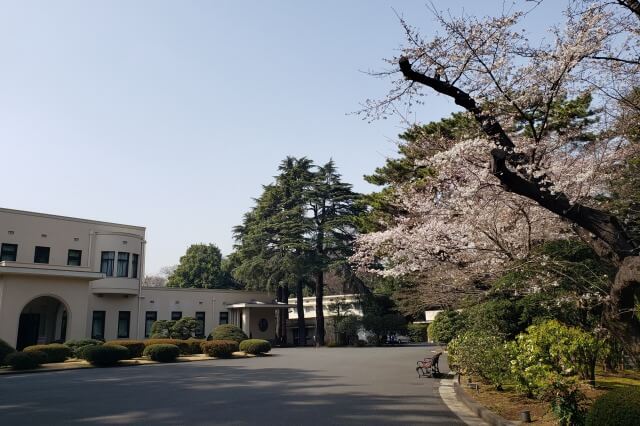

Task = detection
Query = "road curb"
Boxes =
[452,375,520,426]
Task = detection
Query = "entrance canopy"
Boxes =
[226,300,296,340]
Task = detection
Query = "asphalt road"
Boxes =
[0,345,464,425]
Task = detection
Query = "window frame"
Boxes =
[144,311,157,338]
[100,251,115,276]
[91,311,106,340]
[33,246,50,264]
[116,252,129,278]
[171,311,182,321]
[67,249,82,266]
[195,311,206,338]
[0,243,18,262]
[219,311,229,325]
[117,311,131,338]
[131,253,139,278]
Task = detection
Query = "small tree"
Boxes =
[150,320,175,338]
[428,310,466,344]
[171,317,199,340]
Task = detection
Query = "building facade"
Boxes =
[0,208,284,349]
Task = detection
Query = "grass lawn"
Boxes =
[460,369,640,424]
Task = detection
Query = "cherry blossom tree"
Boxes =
[355,0,640,357]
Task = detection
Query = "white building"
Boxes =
[0,208,290,349]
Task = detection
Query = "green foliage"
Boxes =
[150,320,175,338]
[171,317,199,340]
[464,299,521,339]
[334,315,361,346]
[507,320,602,397]
[428,310,465,343]
[201,340,239,358]
[586,386,640,426]
[5,351,45,370]
[64,339,103,358]
[167,243,237,289]
[239,339,271,355]
[406,323,428,343]
[448,331,511,389]
[547,380,587,426]
[362,314,406,346]
[82,345,129,366]
[23,344,71,363]
[105,340,145,358]
[185,338,204,355]
[0,338,16,365]
[143,339,191,355]
[143,344,180,362]
[211,324,248,343]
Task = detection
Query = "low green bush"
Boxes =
[82,345,129,366]
[447,331,511,390]
[406,324,428,343]
[586,387,640,426]
[210,324,248,343]
[105,340,144,358]
[201,340,239,358]
[64,339,103,358]
[240,339,271,355]
[144,339,191,355]
[428,310,465,344]
[143,344,180,362]
[0,338,16,365]
[5,351,45,370]
[23,343,72,363]
[186,338,204,355]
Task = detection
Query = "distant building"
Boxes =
[0,208,293,349]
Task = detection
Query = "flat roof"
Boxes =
[0,207,145,231]
[141,286,273,295]
[227,302,297,309]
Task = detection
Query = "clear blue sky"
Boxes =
[0,1,565,273]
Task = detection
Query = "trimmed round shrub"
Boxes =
[0,338,16,365]
[186,338,204,355]
[5,351,45,370]
[23,344,72,363]
[201,340,239,358]
[105,340,145,358]
[240,339,271,355]
[144,339,191,355]
[586,387,640,426]
[211,324,247,343]
[83,344,129,366]
[64,339,103,358]
[143,344,180,362]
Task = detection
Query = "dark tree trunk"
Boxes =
[275,285,289,346]
[398,57,640,359]
[296,278,306,346]
[315,271,325,346]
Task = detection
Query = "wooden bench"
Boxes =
[416,351,441,378]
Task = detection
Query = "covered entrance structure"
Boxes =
[17,296,68,350]
[226,300,295,342]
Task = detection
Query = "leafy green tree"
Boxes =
[361,294,407,345]
[428,310,466,344]
[167,244,238,289]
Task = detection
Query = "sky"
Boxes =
[0,0,566,274]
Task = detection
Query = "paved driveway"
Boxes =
[0,346,464,425]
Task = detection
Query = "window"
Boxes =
[33,246,50,264]
[145,311,157,338]
[67,249,82,266]
[258,318,268,332]
[117,311,131,338]
[195,312,205,338]
[100,251,115,276]
[219,312,229,325]
[0,243,18,261]
[91,311,105,340]
[131,254,139,278]
[171,311,182,320]
[117,252,129,277]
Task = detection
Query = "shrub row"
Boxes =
[143,344,180,362]
[83,345,129,366]
[0,338,16,365]
[24,344,72,363]
[239,339,271,355]
[201,340,238,358]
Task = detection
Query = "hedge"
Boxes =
[586,387,640,426]
[210,324,247,343]
[201,340,239,358]
[64,339,103,358]
[23,344,72,363]
[143,344,180,362]
[105,340,145,358]
[82,345,129,366]
[406,324,429,343]
[186,338,204,355]
[239,339,271,355]
[144,339,191,355]
[5,351,46,370]
[0,338,16,365]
